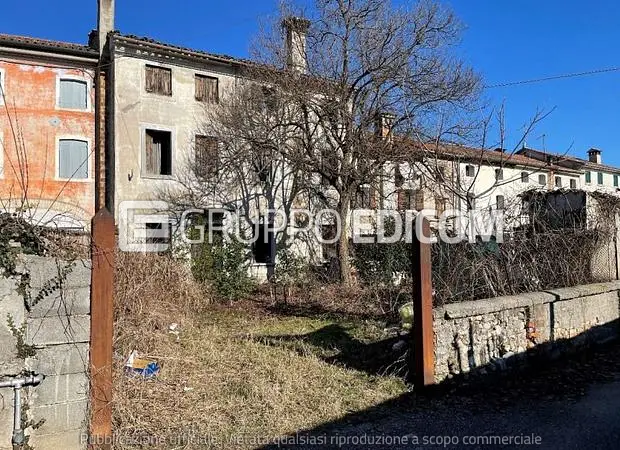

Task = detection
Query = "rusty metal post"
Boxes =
[90,208,115,449]
[409,216,435,388]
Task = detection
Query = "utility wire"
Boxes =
[485,66,620,89]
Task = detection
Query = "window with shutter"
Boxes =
[394,164,404,187]
[585,171,592,183]
[195,75,219,103]
[195,135,219,177]
[0,69,5,105]
[435,197,446,216]
[465,165,475,177]
[538,174,546,185]
[521,172,529,183]
[597,172,604,185]
[58,79,88,110]
[144,129,172,176]
[570,179,577,189]
[614,175,619,187]
[496,195,505,210]
[354,186,374,209]
[58,139,88,179]
[397,189,414,211]
[495,168,503,181]
[145,66,172,96]
[555,176,562,188]
[414,189,424,210]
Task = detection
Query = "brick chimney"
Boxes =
[282,17,310,73]
[375,112,396,141]
[97,0,115,55]
[587,148,602,164]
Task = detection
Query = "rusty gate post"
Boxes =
[90,208,115,449]
[409,216,435,388]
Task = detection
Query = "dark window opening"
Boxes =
[145,222,171,245]
[144,129,172,176]
[521,172,529,183]
[555,176,562,188]
[570,179,577,189]
[253,223,275,264]
[495,168,503,181]
[465,165,475,177]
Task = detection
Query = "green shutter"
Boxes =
[598,172,604,185]
[585,172,591,183]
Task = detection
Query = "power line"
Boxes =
[485,66,620,89]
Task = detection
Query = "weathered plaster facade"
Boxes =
[0,42,97,228]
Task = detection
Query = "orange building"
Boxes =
[0,34,98,229]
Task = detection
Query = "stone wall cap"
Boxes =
[438,291,556,319]
[544,281,620,300]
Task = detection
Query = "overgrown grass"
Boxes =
[113,254,407,449]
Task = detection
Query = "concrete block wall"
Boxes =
[0,255,91,450]
[434,281,620,383]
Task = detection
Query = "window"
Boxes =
[435,196,446,216]
[144,129,172,176]
[597,172,604,185]
[538,174,546,186]
[397,189,413,211]
[614,175,619,187]
[145,65,172,96]
[145,222,171,245]
[414,189,424,210]
[585,171,591,184]
[555,176,562,188]
[195,74,218,103]
[0,131,4,176]
[195,135,219,178]
[354,186,375,209]
[0,68,5,105]
[496,195,505,210]
[58,78,88,110]
[58,139,88,179]
[253,222,274,264]
[394,164,404,187]
[465,165,475,177]
[495,168,503,181]
[521,172,529,183]
[570,179,577,189]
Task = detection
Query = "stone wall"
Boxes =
[434,281,620,383]
[0,255,91,450]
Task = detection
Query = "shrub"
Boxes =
[191,234,254,303]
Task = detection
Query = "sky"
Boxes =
[1,0,619,166]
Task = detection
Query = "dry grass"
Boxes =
[113,254,406,449]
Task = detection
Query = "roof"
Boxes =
[399,139,581,174]
[518,147,620,175]
[0,33,98,58]
[112,33,254,67]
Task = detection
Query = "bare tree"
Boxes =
[160,79,312,279]
[247,0,480,284]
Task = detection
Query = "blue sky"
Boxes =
[2,0,618,165]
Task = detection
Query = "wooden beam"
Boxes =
[409,216,435,388]
[89,208,115,449]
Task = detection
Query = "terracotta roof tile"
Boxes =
[0,33,97,57]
